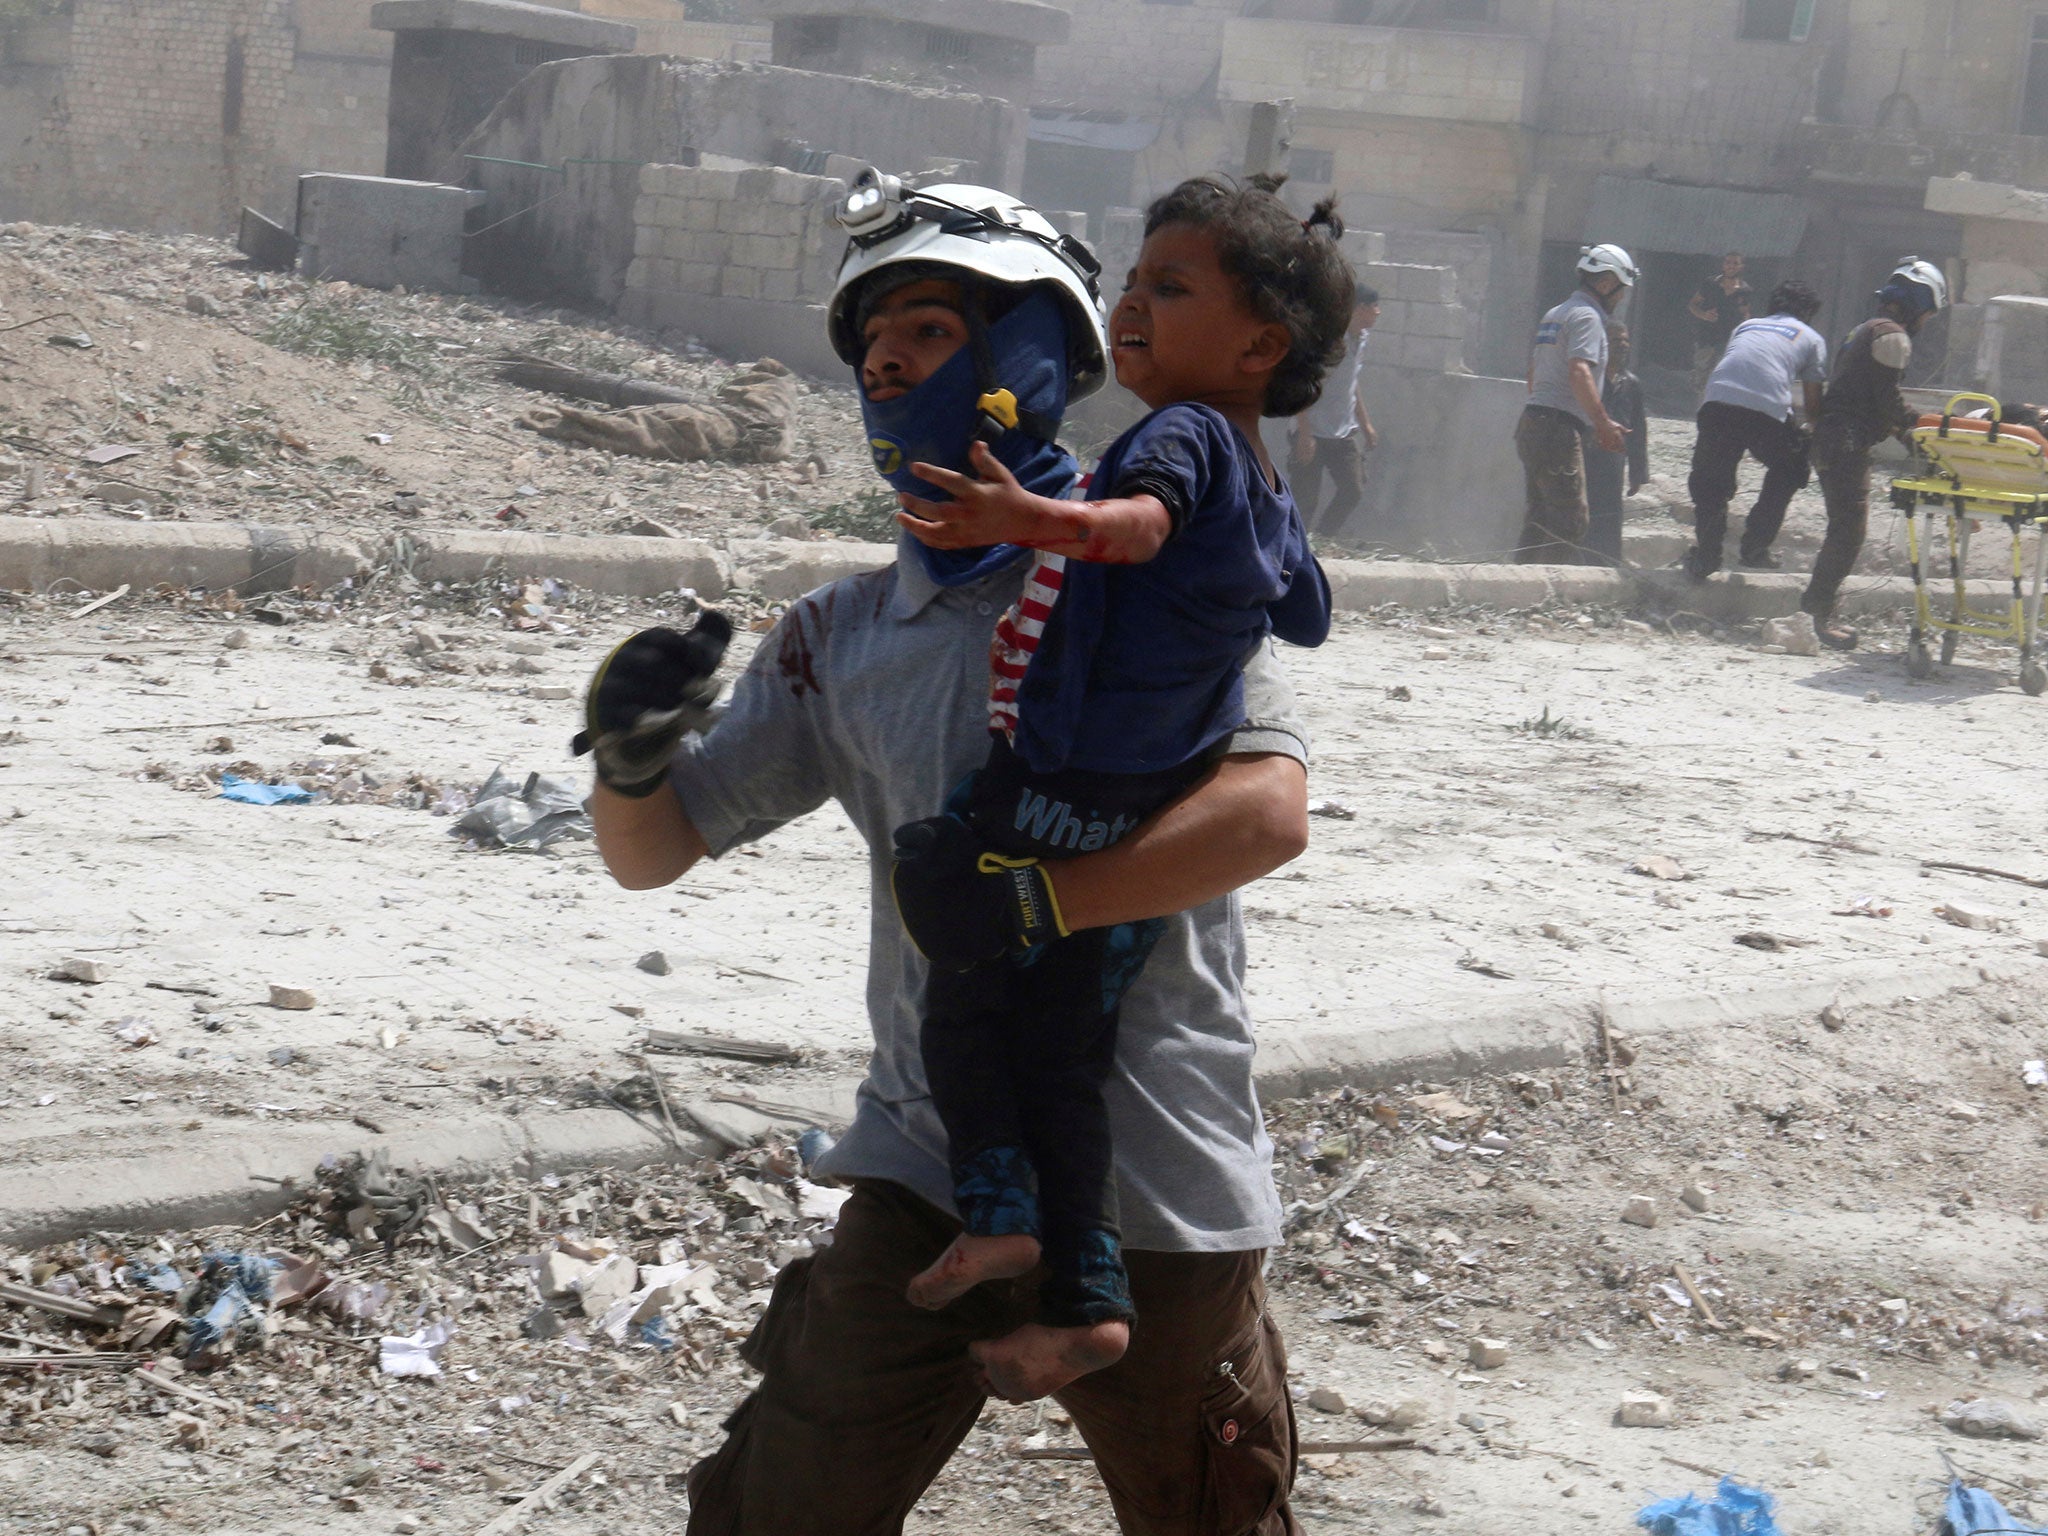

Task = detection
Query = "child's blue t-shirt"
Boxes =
[1007,402,1331,777]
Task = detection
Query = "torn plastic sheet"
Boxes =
[450,767,591,851]
[1942,1480,2048,1535]
[379,1318,455,1377]
[218,774,312,806]
[180,1251,280,1360]
[1637,1476,1784,1536]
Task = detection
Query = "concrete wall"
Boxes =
[458,53,1025,307]
[1219,18,1539,126]
[1034,0,1231,109]
[0,0,389,235]
[616,161,843,372]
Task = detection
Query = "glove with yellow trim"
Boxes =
[890,813,1067,972]
[571,610,732,798]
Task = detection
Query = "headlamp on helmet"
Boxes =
[839,167,906,241]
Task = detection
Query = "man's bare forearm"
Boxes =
[1049,752,1308,931]
[591,780,709,890]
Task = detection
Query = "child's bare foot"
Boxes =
[970,1320,1130,1403]
[905,1233,1041,1310]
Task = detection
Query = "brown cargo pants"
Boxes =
[684,1179,1301,1536]
[1514,405,1591,563]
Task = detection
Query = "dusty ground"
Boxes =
[4,571,2047,1198]
[1,981,2042,1536]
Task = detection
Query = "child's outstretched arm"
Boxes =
[898,440,1172,565]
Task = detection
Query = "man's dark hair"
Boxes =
[1142,173,1355,417]
[1355,282,1380,308]
[1767,279,1821,323]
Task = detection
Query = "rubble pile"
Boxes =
[0,224,872,545]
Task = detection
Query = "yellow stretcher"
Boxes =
[1888,392,2048,695]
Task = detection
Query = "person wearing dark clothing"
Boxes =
[1585,323,1648,565]
[1683,280,1827,579]
[1688,252,1753,400]
[1801,258,1948,651]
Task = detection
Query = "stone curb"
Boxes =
[0,515,1991,622]
[0,962,1983,1246]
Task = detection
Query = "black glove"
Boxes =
[890,813,1068,972]
[572,610,733,797]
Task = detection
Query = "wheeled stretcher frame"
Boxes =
[1888,393,2048,696]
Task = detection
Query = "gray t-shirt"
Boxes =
[1704,315,1828,422]
[1527,289,1609,426]
[667,543,1307,1252]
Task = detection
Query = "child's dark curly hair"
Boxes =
[1142,173,1355,417]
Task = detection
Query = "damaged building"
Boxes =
[3,0,2047,554]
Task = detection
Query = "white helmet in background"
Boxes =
[1576,243,1639,288]
[1882,257,1948,316]
[827,168,1109,400]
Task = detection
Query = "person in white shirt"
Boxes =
[1682,279,1827,580]
[1288,282,1378,538]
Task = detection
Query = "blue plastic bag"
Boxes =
[1637,1477,1784,1536]
[1943,1479,2048,1536]
[219,774,311,806]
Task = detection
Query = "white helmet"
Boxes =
[827,168,1109,400]
[1883,257,1948,316]
[1576,242,1639,288]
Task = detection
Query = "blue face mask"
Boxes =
[858,286,1081,588]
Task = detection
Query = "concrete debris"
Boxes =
[1306,1387,1347,1414]
[1617,1391,1674,1428]
[1942,1398,2042,1440]
[1632,855,1688,881]
[1620,1196,1659,1228]
[1680,1183,1713,1213]
[637,951,672,976]
[268,984,317,1011]
[2023,1059,2048,1089]
[1466,1337,1509,1369]
[1936,901,2004,932]
[1819,1002,1848,1032]
[1357,1397,1431,1430]
[1758,613,1820,656]
[48,957,108,984]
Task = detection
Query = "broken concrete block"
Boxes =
[1942,1397,2042,1441]
[1358,1397,1431,1430]
[1759,613,1820,656]
[1936,900,2004,932]
[1620,1196,1658,1229]
[538,1251,597,1300]
[268,985,317,1011]
[1305,1387,1347,1414]
[1467,1338,1509,1370]
[1680,1183,1713,1214]
[1616,1391,1673,1428]
[626,517,679,538]
[578,1253,639,1320]
[49,957,107,984]
[529,685,573,701]
[637,951,671,976]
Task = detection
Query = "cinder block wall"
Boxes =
[1355,260,1467,376]
[617,162,846,375]
[0,0,388,235]
[624,163,839,308]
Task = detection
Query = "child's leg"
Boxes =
[963,917,1170,1397]
[909,962,1044,1310]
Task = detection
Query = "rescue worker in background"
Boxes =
[1682,278,1827,581]
[1289,281,1379,541]
[1584,320,1648,565]
[1688,251,1752,401]
[1800,258,1948,652]
[1514,243,1635,564]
